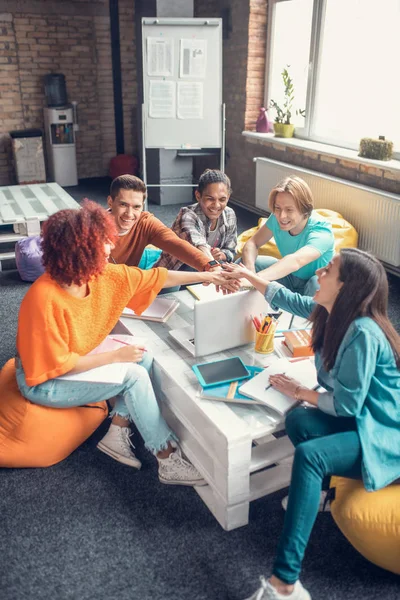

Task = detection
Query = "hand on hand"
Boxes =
[211,247,227,261]
[114,345,146,363]
[222,262,253,280]
[269,374,303,399]
[209,271,241,294]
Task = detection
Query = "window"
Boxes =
[265,0,400,155]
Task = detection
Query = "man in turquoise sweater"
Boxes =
[240,176,334,297]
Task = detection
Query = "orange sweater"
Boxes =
[17,264,168,386]
[110,211,209,270]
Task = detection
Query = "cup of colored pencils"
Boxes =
[252,314,278,355]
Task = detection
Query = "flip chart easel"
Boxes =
[141,17,225,199]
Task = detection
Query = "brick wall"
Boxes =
[94,13,117,175]
[194,0,399,208]
[0,0,138,186]
[119,0,137,158]
[0,13,25,184]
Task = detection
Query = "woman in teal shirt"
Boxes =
[225,248,400,600]
[240,176,334,297]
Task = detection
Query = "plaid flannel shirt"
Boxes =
[155,203,237,271]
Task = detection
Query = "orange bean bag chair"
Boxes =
[0,359,108,468]
[236,209,358,259]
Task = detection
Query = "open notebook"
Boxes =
[239,357,319,416]
[56,334,146,384]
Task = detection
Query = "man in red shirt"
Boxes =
[107,175,220,273]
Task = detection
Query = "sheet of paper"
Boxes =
[88,335,147,355]
[186,284,223,302]
[180,39,207,78]
[177,82,203,119]
[147,37,173,76]
[149,80,175,119]
[56,335,147,384]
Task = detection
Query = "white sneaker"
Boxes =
[97,424,142,469]
[281,490,331,512]
[243,576,311,600]
[157,448,206,487]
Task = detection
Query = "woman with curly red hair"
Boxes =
[15,200,233,485]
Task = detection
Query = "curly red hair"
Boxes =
[41,200,118,286]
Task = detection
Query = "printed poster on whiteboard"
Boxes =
[179,39,207,78]
[177,82,203,119]
[149,80,175,119]
[147,38,174,77]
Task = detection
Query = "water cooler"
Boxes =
[43,74,78,187]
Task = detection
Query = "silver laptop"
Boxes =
[169,289,269,357]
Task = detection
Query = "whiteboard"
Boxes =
[142,18,222,149]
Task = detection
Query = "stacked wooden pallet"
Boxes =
[0,183,79,270]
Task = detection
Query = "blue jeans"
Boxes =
[255,255,319,297]
[273,406,362,584]
[15,351,176,455]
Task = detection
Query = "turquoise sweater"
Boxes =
[266,282,400,491]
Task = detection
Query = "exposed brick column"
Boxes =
[0,13,24,185]
[244,0,267,131]
[119,0,138,157]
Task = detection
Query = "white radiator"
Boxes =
[254,157,400,268]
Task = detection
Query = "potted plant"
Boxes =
[269,66,304,138]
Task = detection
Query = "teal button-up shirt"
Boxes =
[266,282,400,491]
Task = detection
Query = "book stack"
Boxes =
[122,297,179,323]
[283,329,314,357]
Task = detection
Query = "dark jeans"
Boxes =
[273,406,362,584]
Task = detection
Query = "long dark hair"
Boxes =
[310,248,400,371]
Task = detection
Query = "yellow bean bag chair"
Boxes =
[0,359,108,468]
[236,209,358,259]
[330,476,400,575]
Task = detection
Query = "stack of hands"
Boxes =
[206,262,253,294]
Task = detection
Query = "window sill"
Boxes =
[242,131,400,174]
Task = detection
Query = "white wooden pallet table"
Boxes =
[0,183,80,268]
[120,290,304,531]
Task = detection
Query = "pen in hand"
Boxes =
[111,338,147,352]
[265,371,286,391]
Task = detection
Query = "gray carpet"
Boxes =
[1,178,399,600]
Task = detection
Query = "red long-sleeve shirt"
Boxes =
[109,211,210,271]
